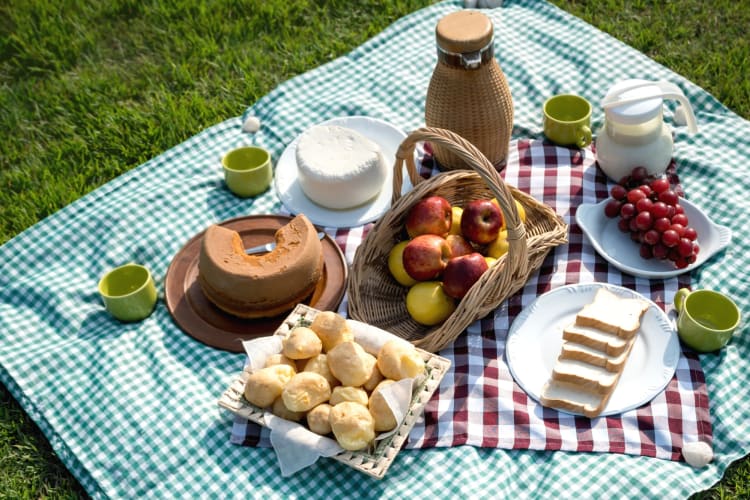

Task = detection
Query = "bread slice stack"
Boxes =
[540,288,650,418]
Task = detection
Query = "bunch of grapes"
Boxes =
[603,166,699,269]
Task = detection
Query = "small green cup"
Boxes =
[674,288,741,352]
[98,264,158,322]
[222,146,273,198]
[543,94,592,148]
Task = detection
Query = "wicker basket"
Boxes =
[218,304,451,479]
[347,128,569,353]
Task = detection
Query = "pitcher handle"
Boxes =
[602,80,698,134]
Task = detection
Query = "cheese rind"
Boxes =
[296,125,388,210]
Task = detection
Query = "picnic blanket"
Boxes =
[1,0,748,498]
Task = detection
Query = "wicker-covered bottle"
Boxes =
[425,10,514,170]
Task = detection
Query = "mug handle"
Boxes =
[576,125,592,148]
[674,288,691,312]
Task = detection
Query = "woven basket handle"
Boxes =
[391,127,527,250]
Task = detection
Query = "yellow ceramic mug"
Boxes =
[98,264,158,322]
[543,94,592,148]
[222,146,273,198]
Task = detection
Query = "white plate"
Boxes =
[506,283,680,417]
[576,197,732,279]
[274,116,412,228]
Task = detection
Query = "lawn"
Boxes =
[1,0,748,497]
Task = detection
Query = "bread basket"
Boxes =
[218,304,451,479]
[347,128,569,352]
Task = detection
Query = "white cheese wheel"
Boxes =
[295,125,388,210]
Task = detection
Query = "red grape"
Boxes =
[620,203,636,219]
[674,257,689,269]
[650,201,669,219]
[635,211,653,231]
[677,238,694,257]
[636,197,653,213]
[650,177,670,194]
[670,223,686,237]
[662,229,680,247]
[671,213,689,227]
[659,189,679,206]
[674,203,684,215]
[640,244,653,259]
[631,166,649,183]
[604,199,622,218]
[652,243,669,259]
[617,218,630,233]
[610,184,627,201]
[643,229,660,245]
[627,189,647,204]
[654,217,671,233]
[684,226,697,241]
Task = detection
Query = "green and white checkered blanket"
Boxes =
[1,0,748,498]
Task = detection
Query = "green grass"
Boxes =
[1,0,748,497]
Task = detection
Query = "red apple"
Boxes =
[405,196,452,238]
[461,199,503,244]
[445,234,474,258]
[402,234,452,281]
[442,252,489,299]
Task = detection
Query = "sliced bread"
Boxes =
[559,340,632,372]
[562,323,631,357]
[540,380,614,419]
[550,357,622,395]
[575,288,650,338]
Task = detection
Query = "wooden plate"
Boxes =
[164,215,347,353]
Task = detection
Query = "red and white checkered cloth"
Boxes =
[232,139,711,462]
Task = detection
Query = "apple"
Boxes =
[461,199,503,244]
[405,281,456,325]
[402,234,452,281]
[448,206,463,235]
[442,252,488,299]
[405,196,452,238]
[445,234,474,258]
[486,229,510,259]
[387,240,417,287]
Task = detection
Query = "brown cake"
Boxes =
[198,214,323,318]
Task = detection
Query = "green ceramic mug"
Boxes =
[674,288,741,352]
[543,94,592,148]
[98,263,158,322]
[222,146,273,198]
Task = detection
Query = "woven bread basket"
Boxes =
[347,128,568,353]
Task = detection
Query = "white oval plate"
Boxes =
[576,197,732,279]
[506,283,680,417]
[274,116,412,228]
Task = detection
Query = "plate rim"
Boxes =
[273,115,411,228]
[163,214,348,353]
[576,197,731,278]
[505,282,680,417]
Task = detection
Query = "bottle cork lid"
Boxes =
[435,10,494,53]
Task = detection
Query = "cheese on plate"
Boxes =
[295,125,388,210]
